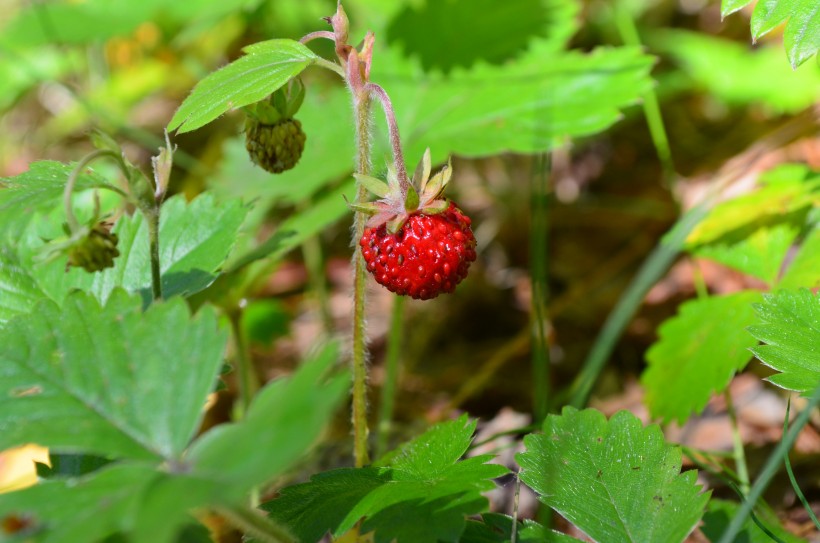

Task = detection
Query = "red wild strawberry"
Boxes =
[352,149,477,300]
[360,201,476,300]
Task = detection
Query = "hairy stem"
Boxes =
[351,90,373,467]
[63,149,124,232]
[365,83,409,191]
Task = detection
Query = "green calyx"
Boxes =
[350,148,454,234]
[245,78,306,125]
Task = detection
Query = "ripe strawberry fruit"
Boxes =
[352,149,476,300]
[360,201,476,300]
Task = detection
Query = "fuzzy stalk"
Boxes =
[63,149,129,233]
[365,83,409,191]
[351,89,373,467]
[145,205,163,301]
[376,294,404,458]
[725,388,750,497]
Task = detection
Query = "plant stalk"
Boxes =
[63,149,125,233]
[718,383,820,543]
[146,206,163,301]
[725,388,750,497]
[376,295,404,459]
[351,89,373,467]
[530,152,551,422]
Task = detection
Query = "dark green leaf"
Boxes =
[748,288,820,392]
[0,289,227,461]
[461,513,582,543]
[517,408,709,543]
[642,292,761,424]
[187,343,348,494]
[263,415,507,543]
[168,40,318,133]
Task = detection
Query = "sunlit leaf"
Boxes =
[168,39,318,133]
[651,30,820,114]
[701,499,806,543]
[517,408,708,543]
[642,291,761,424]
[0,289,227,461]
[749,288,820,392]
[262,416,507,543]
[780,226,820,288]
[721,0,820,68]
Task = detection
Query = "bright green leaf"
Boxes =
[780,226,820,288]
[0,246,45,325]
[167,39,318,133]
[517,408,709,543]
[722,0,820,68]
[376,45,654,158]
[0,289,227,461]
[187,343,348,494]
[262,415,507,543]
[748,288,820,392]
[651,29,820,114]
[692,222,800,284]
[701,499,806,543]
[0,161,118,239]
[642,291,761,424]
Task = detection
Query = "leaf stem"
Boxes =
[146,205,163,301]
[229,308,258,418]
[215,505,296,543]
[351,89,372,467]
[718,382,820,543]
[783,398,820,532]
[63,149,123,233]
[725,388,750,496]
[376,295,404,459]
[530,152,551,422]
[313,57,346,78]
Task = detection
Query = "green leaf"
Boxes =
[692,222,800,284]
[0,463,161,543]
[0,161,118,238]
[22,193,248,305]
[651,29,820,114]
[0,289,227,461]
[721,0,820,68]
[748,288,820,392]
[642,292,761,424]
[780,226,820,288]
[517,408,709,543]
[376,45,654,158]
[461,513,582,543]
[187,343,348,494]
[386,0,580,72]
[701,499,806,543]
[0,246,46,325]
[262,415,507,543]
[168,39,318,133]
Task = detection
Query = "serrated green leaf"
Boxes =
[168,39,318,133]
[262,415,507,543]
[19,193,248,306]
[0,161,118,239]
[692,222,800,284]
[642,292,761,424]
[0,247,46,325]
[0,289,227,461]
[780,226,820,288]
[0,463,160,543]
[722,0,820,68]
[187,343,348,494]
[701,499,806,543]
[517,408,709,543]
[386,0,580,72]
[651,29,820,114]
[377,45,654,158]
[748,288,820,392]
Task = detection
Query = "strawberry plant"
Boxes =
[1,0,819,542]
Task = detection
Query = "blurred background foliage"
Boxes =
[0,1,818,533]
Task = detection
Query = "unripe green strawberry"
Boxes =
[360,202,476,300]
[244,117,306,174]
[67,223,120,273]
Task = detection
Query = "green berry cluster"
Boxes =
[67,223,120,272]
[244,118,306,174]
